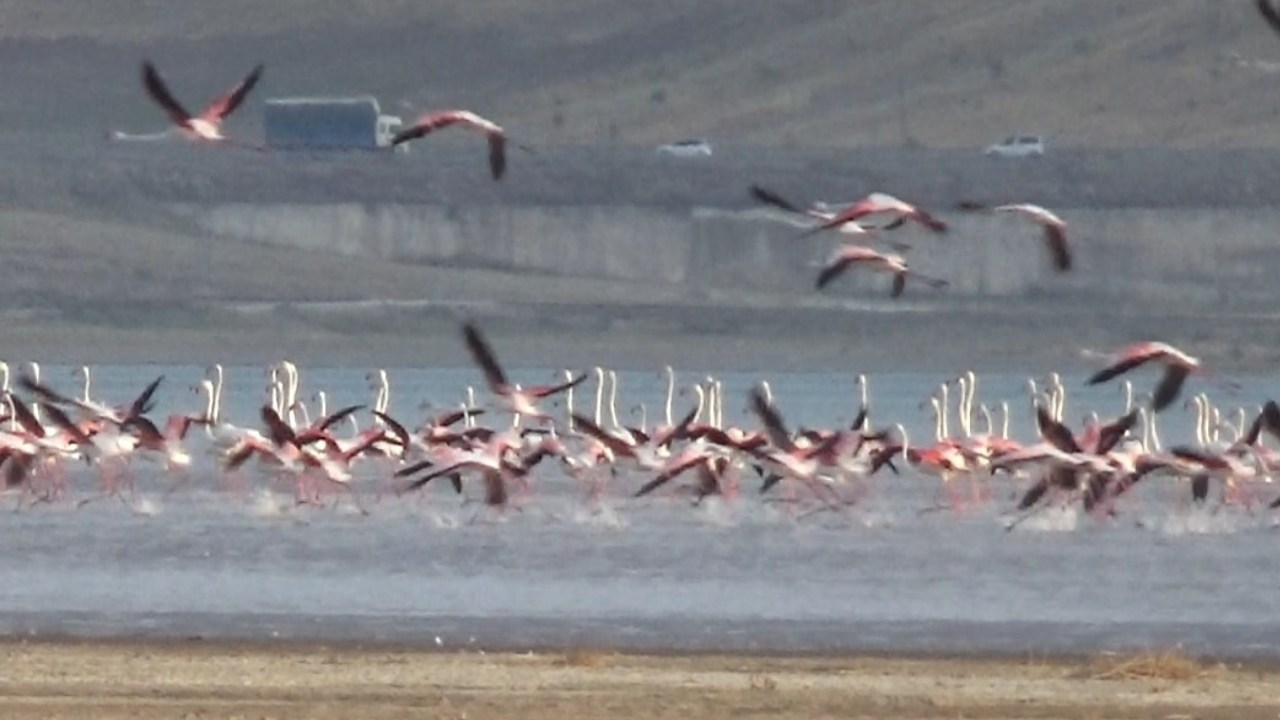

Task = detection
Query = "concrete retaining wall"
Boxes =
[177,202,1280,310]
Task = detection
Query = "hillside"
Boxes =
[3,1,1280,148]
[3,1,1280,371]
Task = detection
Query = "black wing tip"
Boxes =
[490,136,507,180]
[1260,0,1280,34]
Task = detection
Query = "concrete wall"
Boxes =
[176,202,1280,311]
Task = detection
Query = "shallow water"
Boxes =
[1,363,1278,658]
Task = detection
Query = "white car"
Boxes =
[984,135,1045,158]
[657,138,713,157]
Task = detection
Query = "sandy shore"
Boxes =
[0,639,1277,719]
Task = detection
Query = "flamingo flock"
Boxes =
[0,325,1275,530]
[69,5,1280,526]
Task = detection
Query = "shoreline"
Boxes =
[2,637,1277,719]
[6,632,1280,668]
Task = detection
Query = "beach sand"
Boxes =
[1,639,1277,719]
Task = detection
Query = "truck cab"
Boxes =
[377,114,407,151]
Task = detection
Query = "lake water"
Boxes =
[1,363,1278,658]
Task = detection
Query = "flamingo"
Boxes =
[395,430,528,506]
[800,192,947,237]
[957,202,1072,272]
[461,321,587,422]
[748,184,909,242]
[815,245,948,297]
[141,61,263,144]
[20,371,162,427]
[389,110,514,180]
[1085,341,1200,413]
[122,414,201,471]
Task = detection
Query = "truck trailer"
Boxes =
[262,96,404,151]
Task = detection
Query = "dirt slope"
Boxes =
[3,0,1280,148]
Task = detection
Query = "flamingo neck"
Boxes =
[608,371,621,430]
[79,366,92,404]
[593,368,604,426]
[664,366,675,427]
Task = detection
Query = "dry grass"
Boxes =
[1079,649,1221,681]
[556,647,615,669]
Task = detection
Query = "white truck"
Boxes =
[263,96,406,151]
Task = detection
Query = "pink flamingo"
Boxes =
[958,201,1072,272]
[390,110,515,180]
[1086,341,1201,413]
[815,245,948,297]
[801,192,947,237]
[141,61,263,143]
[462,322,587,422]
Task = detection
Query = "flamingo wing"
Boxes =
[910,207,948,234]
[1036,405,1082,453]
[394,458,435,478]
[634,453,703,497]
[432,407,485,428]
[486,132,507,180]
[389,111,461,146]
[391,111,507,178]
[803,204,864,236]
[1264,401,1280,442]
[372,410,411,449]
[815,254,860,290]
[16,375,78,410]
[123,416,166,446]
[126,374,165,419]
[1168,445,1229,471]
[7,395,45,438]
[891,272,906,298]
[1151,364,1192,413]
[1260,0,1280,37]
[401,458,490,493]
[571,413,635,455]
[1016,474,1052,511]
[748,385,793,452]
[1086,353,1158,386]
[224,443,259,471]
[260,405,298,447]
[525,371,589,399]
[1043,224,1072,272]
[165,413,204,441]
[40,404,93,448]
[652,403,700,447]
[461,322,510,392]
[315,404,364,433]
[1094,409,1139,454]
[750,184,807,215]
[199,63,264,121]
[142,62,194,126]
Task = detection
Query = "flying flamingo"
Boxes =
[957,202,1072,272]
[800,192,947,237]
[1085,341,1200,413]
[141,61,264,144]
[748,185,910,245]
[390,110,517,180]
[815,245,948,297]
[461,322,587,422]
